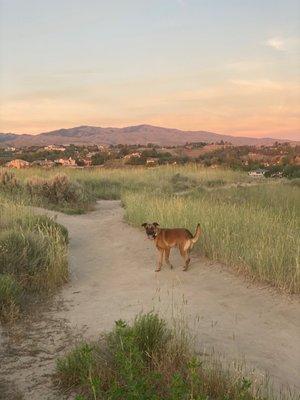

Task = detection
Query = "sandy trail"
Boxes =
[1,200,299,399]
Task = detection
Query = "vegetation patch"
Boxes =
[0,170,91,213]
[0,199,68,323]
[55,312,286,400]
[170,173,198,192]
[26,174,85,208]
[0,274,22,323]
[2,165,299,293]
[123,185,300,294]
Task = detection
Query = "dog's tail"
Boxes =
[191,223,201,244]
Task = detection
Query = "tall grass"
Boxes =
[2,165,299,293]
[9,165,251,205]
[0,169,90,213]
[123,186,300,293]
[55,312,293,400]
[0,197,68,322]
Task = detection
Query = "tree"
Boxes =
[91,153,109,165]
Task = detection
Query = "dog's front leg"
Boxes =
[156,249,164,272]
[165,248,173,269]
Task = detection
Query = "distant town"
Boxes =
[1,141,299,178]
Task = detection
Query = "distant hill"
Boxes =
[0,125,297,147]
[0,133,19,143]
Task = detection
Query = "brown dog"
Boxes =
[142,222,201,271]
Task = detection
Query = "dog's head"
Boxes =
[141,222,160,240]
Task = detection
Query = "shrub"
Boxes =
[26,174,85,206]
[56,342,98,388]
[56,313,273,400]
[131,313,171,360]
[0,170,20,192]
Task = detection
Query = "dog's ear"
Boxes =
[153,222,159,227]
[141,222,148,228]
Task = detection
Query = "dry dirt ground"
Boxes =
[1,200,299,399]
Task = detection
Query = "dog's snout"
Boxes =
[146,228,156,239]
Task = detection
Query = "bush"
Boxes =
[56,343,99,388]
[0,274,21,322]
[91,153,110,165]
[56,313,271,400]
[26,174,85,206]
[0,170,20,192]
[131,313,171,360]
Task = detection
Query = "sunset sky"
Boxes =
[0,0,299,139]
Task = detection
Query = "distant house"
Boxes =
[146,157,159,166]
[32,159,55,168]
[124,152,141,160]
[54,157,76,167]
[83,158,92,166]
[97,145,108,151]
[270,171,283,178]
[44,145,66,152]
[5,159,30,169]
[248,169,267,178]
[4,146,16,152]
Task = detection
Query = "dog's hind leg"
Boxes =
[164,248,173,269]
[156,249,164,272]
[179,245,190,271]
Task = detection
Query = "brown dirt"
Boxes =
[1,200,299,399]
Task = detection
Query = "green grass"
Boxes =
[7,165,250,207]
[123,185,300,294]
[0,169,91,213]
[0,274,22,323]
[199,183,300,219]
[2,165,299,293]
[0,196,68,322]
[55,312,292,400]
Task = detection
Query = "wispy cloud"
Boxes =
[265,37,285,51]
[265,36,300,51]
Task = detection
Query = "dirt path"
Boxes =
[1,200,299,399]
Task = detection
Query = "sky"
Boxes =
[0,0,299,139]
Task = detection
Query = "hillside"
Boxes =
[0,124,296,147]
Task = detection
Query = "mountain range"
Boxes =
[0,125,296,147]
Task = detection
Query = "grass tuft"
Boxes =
[0,198,68,322]
[0,274,21,323]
